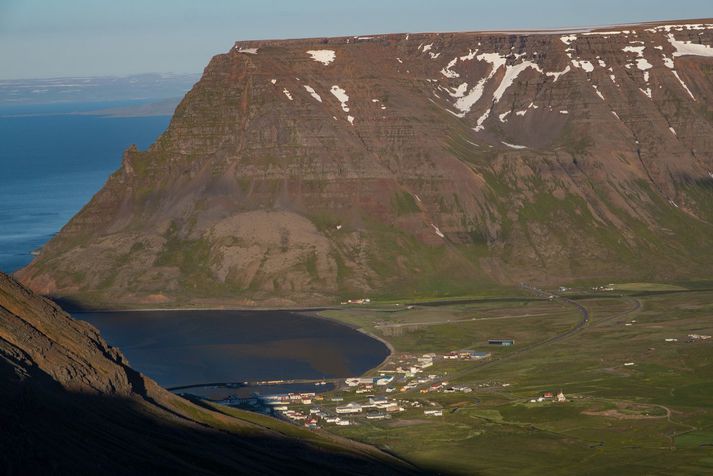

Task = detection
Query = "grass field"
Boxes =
[312,286,713,475]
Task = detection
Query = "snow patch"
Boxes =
[347,115,354,125]
[306,50,336,66]
[459,49,478,61]
[546,65,571,82]
[282,88,293,101]
[330,85,350,112]
[639,87,652,99]
[473,111,489,131]
[270,79,277,85]
[646,23,713,33]
[623,45,645,57]
[448,82,469,98]
[559,110,569,114]
[453,78,487,117]
[515,102,537,116]
[421,43,433,53]
[571,59,594,73]
[492,61,542,103]
[592,84,605,100]
[611,111,620,120]
[462,53,542,126]
[668,34,713,58]
[431,224,445,238]
[669,127,677,136]
[636,58,653,71]
[441,57,460,78]
[671,70,695,100]
[499,110,511,122]
[560,35,577,45]
[396,57,403,64]
[501,141,527,149]
[303,85,322,102]
[237,47,258,54]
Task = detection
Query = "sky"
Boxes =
[1,0,711,80]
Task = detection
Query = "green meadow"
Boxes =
[315,287,713,475]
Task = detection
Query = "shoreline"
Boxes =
[69,305,340,314]
[303,310,395,375]
[77,306,393,390]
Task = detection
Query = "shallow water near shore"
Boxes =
[78,309,389,389]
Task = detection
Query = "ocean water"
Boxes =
[0,110,171,273]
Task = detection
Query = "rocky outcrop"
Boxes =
[0,272,421,475]
[17,19,713,307]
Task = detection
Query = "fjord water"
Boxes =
[79,310,389,388]
[0,109,170,273]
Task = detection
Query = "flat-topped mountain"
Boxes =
[17,19,713,307]
[0,271,420,474]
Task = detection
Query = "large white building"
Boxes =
[336,402,363,414]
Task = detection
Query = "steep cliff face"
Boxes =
[17,19,713,307]
[0,272,419,475]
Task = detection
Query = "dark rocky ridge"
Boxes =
[0,272,423,475]
[16,19,713,307]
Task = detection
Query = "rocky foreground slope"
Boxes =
[0,272,420,475]
[17,19,713,307]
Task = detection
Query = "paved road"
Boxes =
[443,285,640,379]
[374,312,553,330]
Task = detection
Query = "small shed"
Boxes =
[488,339,514,346]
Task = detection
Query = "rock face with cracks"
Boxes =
[17,19,713,307]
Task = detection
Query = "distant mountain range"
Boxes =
[0,73,199,113]
[16,19,713,308]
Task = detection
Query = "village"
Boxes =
[215,339,570,430]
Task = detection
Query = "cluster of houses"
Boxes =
[664,334,711,343]
[345,375,394,387]
[336,395,403,415]
[259,389,406,429]
[240,344,522,431]
[592,284,615,291]
[442,350,492,360]
[278,408,355,428]
[424,382,473,394]
[261,391,320,406]
[340,349,497,398]
[529,390,567,403]
[340,298,371,305]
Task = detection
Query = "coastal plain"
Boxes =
[267,285,713,475]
